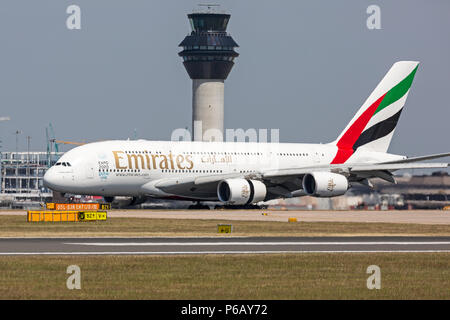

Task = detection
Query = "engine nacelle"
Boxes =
[302,172,349,197]
[103,196,147,208]
[217,179,267,205]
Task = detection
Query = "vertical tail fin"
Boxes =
[331,61,419,164]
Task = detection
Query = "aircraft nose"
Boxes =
[43,167,59,190]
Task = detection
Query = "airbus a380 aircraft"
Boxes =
[44,61,450,207]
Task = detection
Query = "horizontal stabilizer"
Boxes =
[381,152,450,164]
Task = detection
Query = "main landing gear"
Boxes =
[214,204,267,210]
[188,202,211,210]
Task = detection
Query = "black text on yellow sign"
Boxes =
[78,211,107,221]
[217,224,233,234]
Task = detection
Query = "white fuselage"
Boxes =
[43,140,401,201]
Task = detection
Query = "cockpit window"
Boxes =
[55,162,71,167]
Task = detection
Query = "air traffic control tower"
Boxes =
[179,8,239,141]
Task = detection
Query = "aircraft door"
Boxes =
[85,163,95,179]
[312,148,321,164]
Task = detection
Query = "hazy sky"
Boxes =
[0,0,449,158]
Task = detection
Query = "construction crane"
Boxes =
[46,123,60,168]
[45,123,87,167]
[51,140,85,146]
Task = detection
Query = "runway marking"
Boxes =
[64,241,450,246]
[1,250,450,255]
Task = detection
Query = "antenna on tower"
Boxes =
[195,4,224,14]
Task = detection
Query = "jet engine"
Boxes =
[302,172,349,197]
[217,179,267,205]
[103,196,147,208]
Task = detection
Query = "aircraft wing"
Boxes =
[263,162,449,179]
[142,173,244,200]
[143,154,449,200]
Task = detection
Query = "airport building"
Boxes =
[179,7,239,141]
[0,151,62,208]
[373,172,450,209]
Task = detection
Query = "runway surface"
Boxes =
[1,236,450,255]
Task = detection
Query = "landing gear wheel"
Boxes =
[222,204,263,210]
[188,202,210,210]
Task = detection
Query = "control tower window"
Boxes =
[179,12,238,79]
[189,14,230,32]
